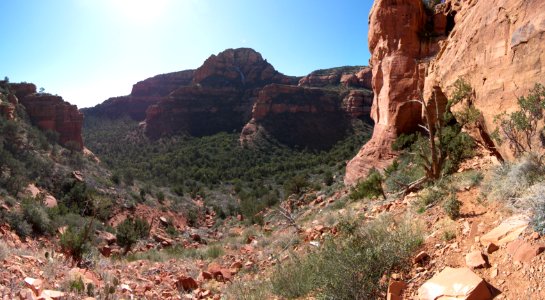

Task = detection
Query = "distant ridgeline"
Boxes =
[83,47,374,150]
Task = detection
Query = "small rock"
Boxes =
[465,251,488,269]
[414,251,429,264]
[23,277,43,296]
[490,268,498,278]
[486,242,499,254]
[531,232,540,240]
[177,276,198,291]
[387,280,406,300]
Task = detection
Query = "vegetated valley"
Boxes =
[2,0,545,299]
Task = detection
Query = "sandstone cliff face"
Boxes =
[240,84,372,149]
[345,0,428,185]
[345,0,545,184]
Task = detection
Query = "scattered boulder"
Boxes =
[506,239,545,263]
[465,251,488,269]
[480,215,529,246]
[418,267,492,300]
[485,242,499,254]
[176,276,198,291]
[42,195,57,208]
[23,277,43,296]
[387,280,406,300]
[414,251,429,264]
[39,290,65,300]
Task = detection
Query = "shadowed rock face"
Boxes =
[240,84,372,150]
[345,0,545,185]
[6,82,84,150]
[83,70,195,121]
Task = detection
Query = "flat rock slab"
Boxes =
[480,215,529,246]
[506,239,545,263]
[418,267,492,300]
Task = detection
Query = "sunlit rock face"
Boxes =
[345,0,545,184]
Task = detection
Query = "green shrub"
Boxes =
[392,133,418,151]
[7,211,32,238]
[115,217,150,251]
[284,175,309,196]
[443,193,462,219]
[531,187,545,235]
[349,168,384,201]
[68,277,85,293]
[323,171,334,186]
[60,225,92,262]
[271,215,422,299]
[22,201,53,235]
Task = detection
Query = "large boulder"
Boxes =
[418,267,492,300]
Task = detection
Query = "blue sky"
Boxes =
[0,0,373,108]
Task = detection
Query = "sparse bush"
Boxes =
[443,229,456,241]
[481,154,545,204]
[271,215,422,299]
[493,83,545,157]
[205,244,224,259]
[418,185,447,208]
[443,193,462,219]
[115,217,150,251]
[349,168,384,201]
[0,240,10,260]
[226,279,273,300]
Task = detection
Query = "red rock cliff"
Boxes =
[240,84,373,150]
[345,0,545,185]
[143,48,300,139]
[20,94,84,150]
[2,82,83,150]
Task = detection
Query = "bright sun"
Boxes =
[110,0,170,23]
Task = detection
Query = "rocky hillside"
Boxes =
[84,48,373,149]
[346,0,545,184]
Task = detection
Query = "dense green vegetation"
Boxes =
[83,117,370,205]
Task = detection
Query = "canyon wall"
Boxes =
[345,0,545,185]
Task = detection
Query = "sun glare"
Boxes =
[110,0,169,23]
